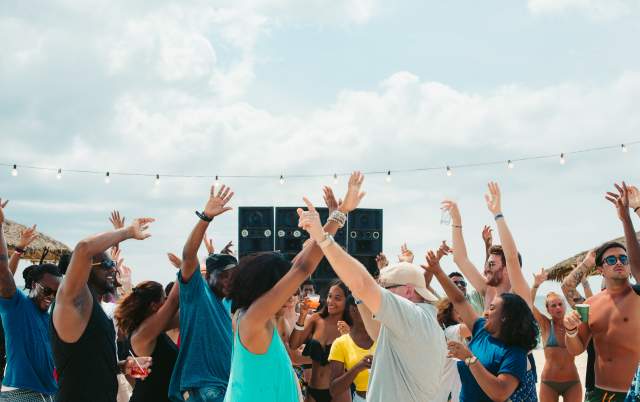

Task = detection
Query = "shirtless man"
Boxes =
[564,182,640,402]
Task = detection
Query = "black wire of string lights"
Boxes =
[2,141,638,185]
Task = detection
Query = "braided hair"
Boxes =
[23,263,62,290]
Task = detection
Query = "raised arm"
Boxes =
[0,199,16,298]
[561,251,594,308]
[606,182,640,281]
[423,250,479,330]
[131,281,180,356]
[53,218,154,343]
[181,185,233,282]
[485,182,531,307]
[443,200,487,296]
[8,224,37,276]
[482,225,493,262]
[531,268,550,327]
[245,175,364,329]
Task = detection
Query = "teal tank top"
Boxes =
[224,315,301,402]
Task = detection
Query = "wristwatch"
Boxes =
[465,356,478,366]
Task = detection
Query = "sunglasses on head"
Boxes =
[603,255,629,266]
[91,259,116,270]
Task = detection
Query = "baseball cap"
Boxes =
[378,261,438,303]
[205,254,238,275]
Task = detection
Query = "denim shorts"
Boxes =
[186,386,225,402]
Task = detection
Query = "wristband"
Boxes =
[452,224,462,229]
[294,323,305,331]
[318,233,335,249]
[494,213,504,221]
[195,211,213,222]
[565,326,578,336]
[635,207,640,213]
[566,329,579,337]
[14,247,26,254]
[327,210,347,228]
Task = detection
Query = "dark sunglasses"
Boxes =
[384,284,404,290]
[603,255,629,266]
[453,279,467,288]
[91,259,116,270]
[35,282,56,298]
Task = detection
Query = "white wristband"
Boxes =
[318,233,335,249]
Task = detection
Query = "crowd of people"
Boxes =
[0,172,638,402]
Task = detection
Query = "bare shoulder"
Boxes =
[585,292,605,305]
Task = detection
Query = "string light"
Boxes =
[214,175,220,187]
[105,172,110,184]
[446,166,453,177]
[559,153,566,165]
[507,160,514,169]
[279,175,285,185]
[622,144,628,153]
[155,174,160,185]
[333,173,338,184]
[11,164,17,177]
[56,168,62,180]
[385,170,392,183]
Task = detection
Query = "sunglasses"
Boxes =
[384,284,404,290]
[603,255,629,266]
[453,280,467,288]
[91,259,117,270]
[34,282,56,298]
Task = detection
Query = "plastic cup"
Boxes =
[306,294,321,310]
[440,208,452,226]
[130,366,149,379]
[575,304,589,323]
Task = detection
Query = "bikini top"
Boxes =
[302,339,332,366]
[545,321,560,348]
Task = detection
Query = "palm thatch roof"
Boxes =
[3,220,71,262]
[546,231,639,282]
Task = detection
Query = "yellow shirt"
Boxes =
[328,334,377,392]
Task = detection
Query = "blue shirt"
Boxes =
[168,272,232,401]
[457,318,527,402]
[0,290,57,395]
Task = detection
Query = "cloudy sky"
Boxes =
[1,0,640,294]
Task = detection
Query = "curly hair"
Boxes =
[228,252,292,314]
[436,297,458,328]
[23,263,62,290]
[318,280,353,326]
[114,281,164,337]
[496,293,539,351]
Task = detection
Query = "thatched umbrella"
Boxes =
[3,220,71,263]
[546,231,639,282]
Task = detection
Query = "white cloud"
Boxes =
[527,0,640,19]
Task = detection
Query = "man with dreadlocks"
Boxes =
[0,199,61,402]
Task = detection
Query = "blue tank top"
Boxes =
[224,315,301,402]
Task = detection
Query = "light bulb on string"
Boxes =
[507,160,514,169]
[11,165,18,177]
[385,171,392,183]
[279,175,285,185]
[105,172,111,184]
[214,175,220,187]
[622,144,628,153]
[333,173,338,184]
[56,168,62,180]
[155,174,160,186]
[559,153,566,165]
[446,166,453,177]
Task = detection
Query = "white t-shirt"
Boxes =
[367,289,447,402]
[435,324,465,402]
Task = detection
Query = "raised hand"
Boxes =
[605,182,631,221]
[339,171,366,214]
[0,199,9,225]
[484,182,502,215]
[398,243,414,263]
[18,225,38,249]
[375,253,389,270]
[203,184,234,218]
[298,296,311,318]
[297,198,324,242]
[167,253,182,269]
[109,210,126,230]
[627,185,640,210]
[110,247,122,264]
[482,225,493,248]
[533,268,548,287]
[581,249,596,268]
[422,250,444,274]
[436,240,452,260]
[220,241,234,256]
[563,311,582,331]
[203,235,214,255]
[128,218,155,240]
[323,186,341,214]
[441,200,461,225]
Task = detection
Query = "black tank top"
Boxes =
[50,295,118,402]
[129,333,178,402]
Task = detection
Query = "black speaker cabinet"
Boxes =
[238,207,274,257]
